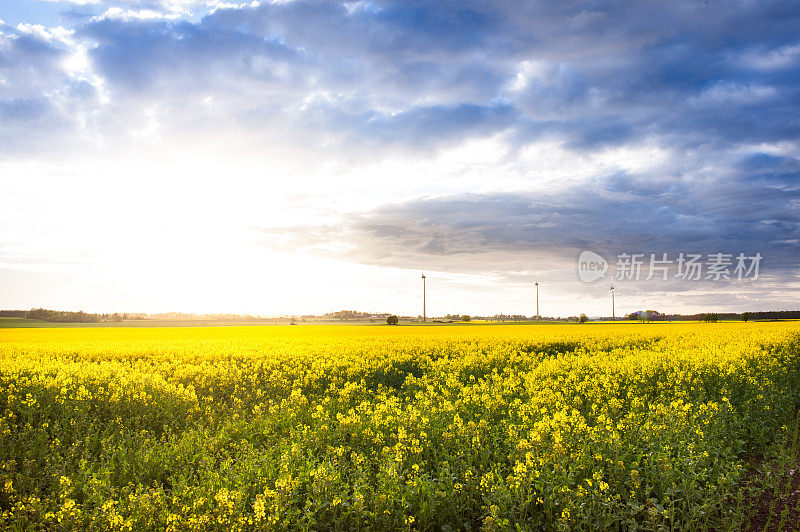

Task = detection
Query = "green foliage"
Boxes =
[24,309,126,323]
[386,315,399,325]
[26,308,101,323]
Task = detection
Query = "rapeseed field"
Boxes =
[1,322,799,530]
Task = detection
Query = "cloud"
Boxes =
[259,151,800,282]
[40,0,219,11]
[1,0,797,159]
[0,20,107,154]
[3,0,800,313]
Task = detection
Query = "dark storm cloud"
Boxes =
[261,151,800,277]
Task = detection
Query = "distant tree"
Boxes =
[579,313,588,324]
[643,310,663,322]
[25,308,101,323]
[386,315,399,325]
[461,315,471,322]
[742,312,751,322]
[330,310,359,320]
[701,313,719,323]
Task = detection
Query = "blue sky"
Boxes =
[1,0,799,316]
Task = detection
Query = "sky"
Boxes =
[1,0,799,317]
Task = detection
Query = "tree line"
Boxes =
[623,310,800,322]
[22,309,129,323]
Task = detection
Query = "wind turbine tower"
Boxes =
[421,272,427,323]
[534,277,540,322]
[611,284,615,321]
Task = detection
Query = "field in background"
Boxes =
[0,317,580,328]
[0,317,390,328]
[2,322,800,530]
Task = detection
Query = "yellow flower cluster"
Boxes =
[1,321,799,529]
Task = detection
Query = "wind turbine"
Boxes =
[610,284,615,321]
[534,275,540,322]
[421,271,427,323]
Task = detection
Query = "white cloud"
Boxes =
[39,0,102,4]
[92,7,179,21]
[739,42,800,71]
[689,83,777,106]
